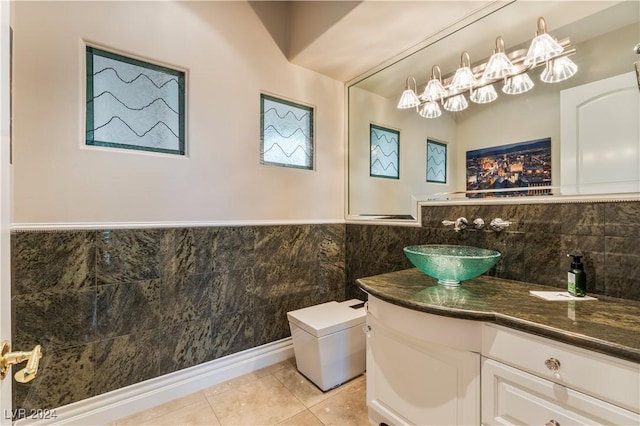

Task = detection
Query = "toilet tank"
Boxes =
[287,299,366,391]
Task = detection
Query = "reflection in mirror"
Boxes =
[347,0,640,221]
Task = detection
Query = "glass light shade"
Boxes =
[482,52,515,81]
[422,79,447,102]
[418,101,442,118]
[470,85,498,104]
[540,56,578,83]
[443,94,468,112]
[450,51,478,92]
[502,73,535,95]
[482,37,515,81]
[450,67,478,92]
[524,34,563,67]
[397,88,421,109]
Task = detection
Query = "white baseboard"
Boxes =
[15,338,294,426]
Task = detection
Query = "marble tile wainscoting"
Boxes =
[11,224,346,412]
[10,200,640,415]
[346,200,640,302]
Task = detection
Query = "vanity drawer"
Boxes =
[482,324,640,413]
[482,358,639,425]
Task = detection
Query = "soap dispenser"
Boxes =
[567,254,586,297]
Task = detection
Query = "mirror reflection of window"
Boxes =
[426,139,447,184]
[370,124,399,179]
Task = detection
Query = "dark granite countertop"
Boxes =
[357,268,640,364]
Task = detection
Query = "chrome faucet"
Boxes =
[473,218,485,229]
[442,217,468,232]
[455,217,468,231]
[490,218,512,232]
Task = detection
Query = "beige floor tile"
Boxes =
[259,359,296,375]
[206,375,306,425]
[202,367,273,398]
[122,399,220,426]
[337,374,366,393]
[309,377,369,426]
[276,409,324,426]
[117,392,208,425]
[114,363,367,426]
[272,367,335,408]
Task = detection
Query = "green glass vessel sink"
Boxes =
[403,245,501,286]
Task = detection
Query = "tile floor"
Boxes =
[112,359,369,426]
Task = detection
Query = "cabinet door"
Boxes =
[482,358,640,426]
[366,314,480,426]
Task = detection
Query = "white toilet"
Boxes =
[287,299,366,391]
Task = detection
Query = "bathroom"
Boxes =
[1,1,639,425]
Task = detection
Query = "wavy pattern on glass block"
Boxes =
[261,96,313,169]
[370,126,399,178]
[427,141,446,183]
[86,48,185,155]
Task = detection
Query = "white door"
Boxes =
[560,72,640,195]
[0,0,12,423]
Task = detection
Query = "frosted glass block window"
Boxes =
[260,94,314,169]
[427,139,447,183]
[370,124,399,179]
[86,46,185,155]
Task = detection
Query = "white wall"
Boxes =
[12,1,345,226]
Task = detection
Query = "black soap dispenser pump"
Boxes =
[567,254,586,297]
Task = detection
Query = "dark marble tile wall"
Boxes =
[345,201,640,302]
[11,224,345,411]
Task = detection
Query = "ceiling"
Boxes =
[251,1,502,83]
[251,0,637,93]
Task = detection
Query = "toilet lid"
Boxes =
[287,300,365,337]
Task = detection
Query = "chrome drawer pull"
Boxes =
[546,420,560,426]
[545,357,561,371]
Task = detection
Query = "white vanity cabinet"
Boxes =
[365,295,640,426]
[481,325,640,426]
[365,296,482,426]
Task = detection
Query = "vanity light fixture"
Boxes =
[397,76,421,109]
[540,55,578,83]
[482,36,515,81]
[398,15,576,119]
[524,17,564,67]
[470,84,498,104]
[443,94,469,112]
[450,51,478,92]
[419,100,442,118]
[422,65,447,102]
[502,73,535,95]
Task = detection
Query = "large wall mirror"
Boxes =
[347,0,640,222]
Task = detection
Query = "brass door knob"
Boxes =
[0,340,43,383]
